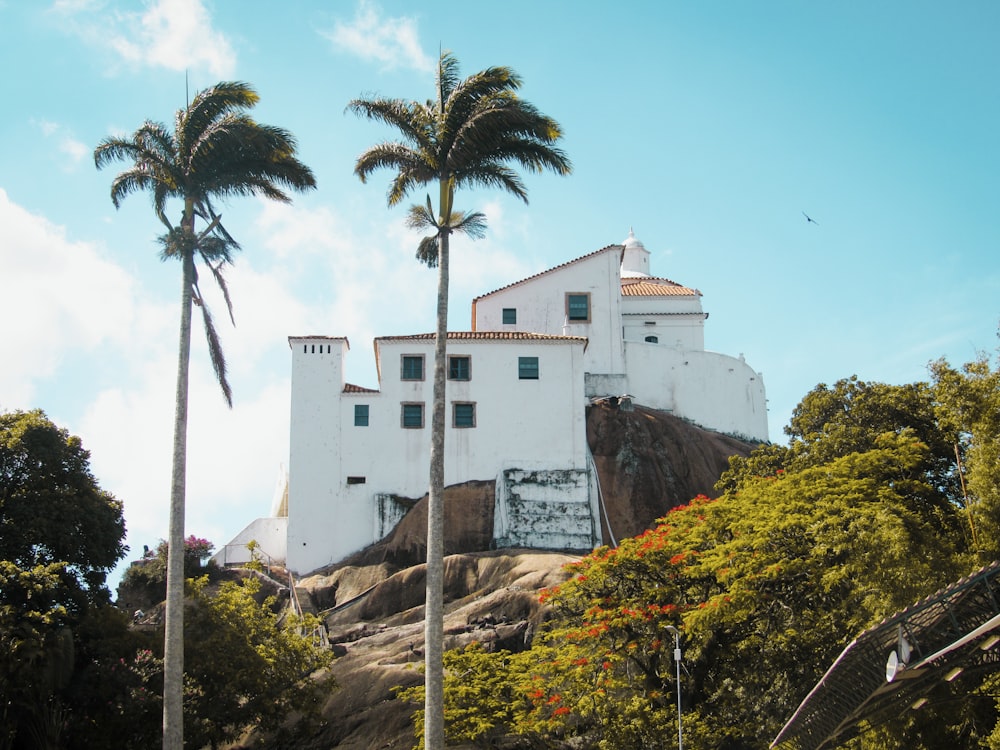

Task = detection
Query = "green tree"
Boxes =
[350,52,570,749]
[414,408,978,747]
[0,409,126,600]
[119,535,220,606]
[94,81,316,749]
[0,562,76,750]
[718,377,962,535]
[182,575,334,748]
[931,352,1000,558]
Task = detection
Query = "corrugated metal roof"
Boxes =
[772,560,1000,750]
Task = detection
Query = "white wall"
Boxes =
[624,342,768,441]
[474,246,626,376]
[211,517,288,567]
[286,333,590,574]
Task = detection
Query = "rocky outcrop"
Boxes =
[242,404,759,748]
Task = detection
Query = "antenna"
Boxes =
[185,69,190,107]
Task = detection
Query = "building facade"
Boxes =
[216,231,767,576]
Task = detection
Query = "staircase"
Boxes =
[494,467,599,551]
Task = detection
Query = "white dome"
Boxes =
[620,228,651,277]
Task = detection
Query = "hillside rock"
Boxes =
[252,404,758,748]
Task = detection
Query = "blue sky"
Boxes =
[2,0,998,587]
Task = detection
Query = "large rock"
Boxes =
[242,404,759,747]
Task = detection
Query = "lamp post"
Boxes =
[665,625,683,750]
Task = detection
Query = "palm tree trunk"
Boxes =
[424,226,449,750]
[163,250,194,750]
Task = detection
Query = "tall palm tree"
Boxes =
[349,52,570,748]
[94,81,316,750]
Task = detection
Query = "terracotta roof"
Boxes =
[472,244,623,301]
[343,383,379,394]
[287,335,349,347]
[376,331,588,344]
[620,278,700,297]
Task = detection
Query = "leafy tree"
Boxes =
[718,377,962,536]
[94,81,316,749]
[0,562,76,749]
[0,409,126,600]
[412,412,976,747]
[183,575,334,748]
[0,411,143,748]
[931,352,1000,559]
[350,51,571,749]
[120,535,220,605]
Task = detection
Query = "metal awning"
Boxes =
[772,560,1000,750]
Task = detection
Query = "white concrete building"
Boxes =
[216,231,767,576]
[472,231,768,441]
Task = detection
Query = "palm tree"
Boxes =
[349,52,570,748]
[94,81,316,749]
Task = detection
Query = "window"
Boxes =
[448,355,471,381]
[566,293,591,322]
[401,403,424,428]
[502,307,516,325]
[518,356,539,380]
[401,355,424,380]
[644,335,659,344]
[453,402,476,428]
[346,476,366,485]
[354,404,369,426]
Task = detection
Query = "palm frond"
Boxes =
[405,200,439,232]
[450,210,488,239]
[415,235,440,268]
[195,292,233,408]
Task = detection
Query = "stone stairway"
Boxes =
[494,467,599,551]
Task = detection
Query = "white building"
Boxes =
[216,231,767,576]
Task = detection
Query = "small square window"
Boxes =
[453,402,476,428]
[502,308,516,325]
[566,293,590,322]
[518,356,539,380]
[354,404,369,426]
[448,355,471,381]
[401,403,424,428]
[401,355,424,380]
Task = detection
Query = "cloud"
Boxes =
[32,118,89,169]
[53,0,236,77]
[323,0,433,73]
[0,188,140,410]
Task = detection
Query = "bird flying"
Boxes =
[803,211,819,225]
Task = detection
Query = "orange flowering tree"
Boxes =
[402,430,970,749]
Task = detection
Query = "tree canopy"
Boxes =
[0,409,125,602]
[399,354,1000,749]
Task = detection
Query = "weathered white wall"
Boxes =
[624,342,768,441]
[474,246,626,376]
[286,333,590,575]
[285,336,370,575]
[211,517,288,567]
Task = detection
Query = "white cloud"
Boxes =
[31,118,89,169]
[0,188,139,410]
[53,0,235,77]
[324,0,433,73]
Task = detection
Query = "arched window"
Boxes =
[644,335,658,344]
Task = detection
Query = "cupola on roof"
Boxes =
[620,227,651,278]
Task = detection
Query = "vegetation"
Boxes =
[119,535,220,606]
[94,80,316,748]
[398,351,1000,749]
[350,51,571,749]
